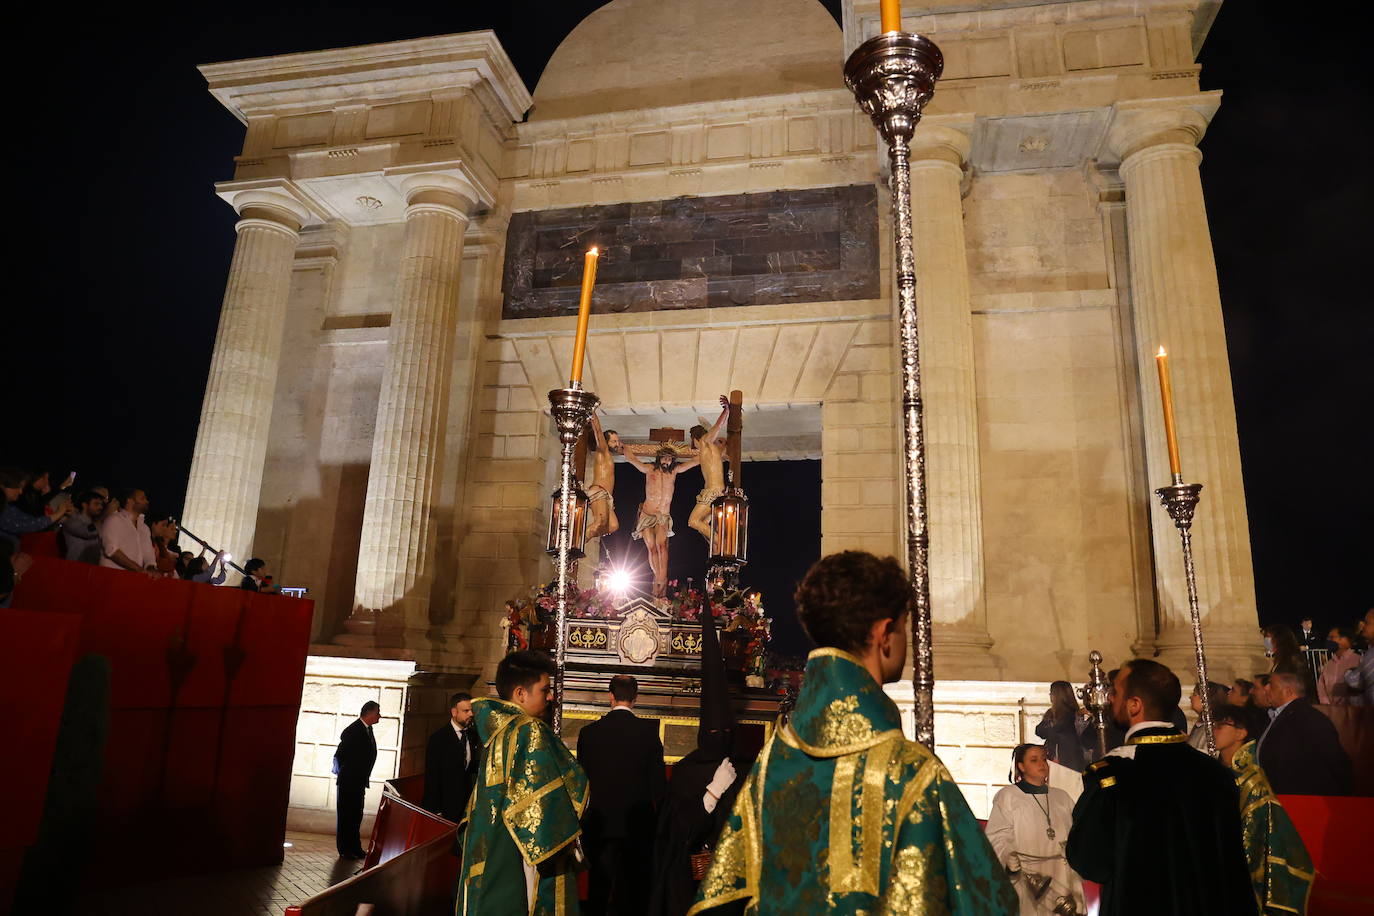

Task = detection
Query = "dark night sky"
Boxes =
[11,2,1369,635]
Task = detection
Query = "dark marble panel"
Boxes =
[501,184,879,319]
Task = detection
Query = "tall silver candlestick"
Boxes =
[1156,475,1215,757]
[548,385,599,735]
[845,30,943,748]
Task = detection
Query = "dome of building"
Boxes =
[530,0,843,121]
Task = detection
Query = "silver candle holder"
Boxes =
[845,30,944,748]
[1155,475,1215,756]
[547,384,600,735]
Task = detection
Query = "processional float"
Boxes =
[542,251,759,734]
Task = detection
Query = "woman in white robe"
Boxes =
[984,744,1086,916]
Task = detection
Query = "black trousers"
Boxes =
[585,834,651,916]
[336,783,365,855]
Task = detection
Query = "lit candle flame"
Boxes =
[1156,346,1167,358]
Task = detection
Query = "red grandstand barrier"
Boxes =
[1278,794,1374,914]
[10,555,313,886]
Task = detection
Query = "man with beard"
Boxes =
[422,692,481,823]
[626,445,698,597]
[649,602,741,916]
[1066,659,1255,914]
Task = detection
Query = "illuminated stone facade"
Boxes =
[184,0,1263,817]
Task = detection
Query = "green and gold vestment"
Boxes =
[1230,741,1313,915]
[688,649,1017,915]
[457,697,588,916]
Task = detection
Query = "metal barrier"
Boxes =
[1303,647,1331,688]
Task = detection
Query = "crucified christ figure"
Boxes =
[585,413,621,541]
[626,446,699,597]
[688,395,730,541]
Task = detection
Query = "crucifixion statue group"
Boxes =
[583,392,740,597]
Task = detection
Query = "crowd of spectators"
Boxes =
[1,465,274,607]
[1030,610,1371,800]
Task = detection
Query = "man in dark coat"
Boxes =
[1257,671,1352,796]
[421,692,480,822]
[1296,616,1323,652]
[648,606,743,916]
[1067,659,1255,915]
[577,674,666,915]
[334,699,380,859]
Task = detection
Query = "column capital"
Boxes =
[1105,93,1221,164]
[909,116,974,168]
[216,179,319,234]
[384,161,494,219]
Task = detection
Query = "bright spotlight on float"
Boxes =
[606,568,632,597]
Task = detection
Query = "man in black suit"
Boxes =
[576,674,666,915]
[334,699,381,859]
[422,692,480,822]
[1296,616,1324,651]
[1067,659,1255,915]
[1257,671,1352,796]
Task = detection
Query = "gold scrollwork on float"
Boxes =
[569,627,608,650]
[670,632,703,654]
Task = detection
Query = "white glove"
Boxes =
[706,758,737,798]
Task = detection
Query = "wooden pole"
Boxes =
[727,390,744,486]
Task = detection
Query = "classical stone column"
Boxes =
[909,123,998,676]
[345,173,481,647]
[1108,98,1264,681]
[182,187,309,563]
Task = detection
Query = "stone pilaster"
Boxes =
[909,123,998,676]
[345,173,485,648]
[1107,97,1264,682]
[182,186,309,563]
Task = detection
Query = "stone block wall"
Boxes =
[286,656,415,834]
[887,680,1056,819]
[820,318,900,558]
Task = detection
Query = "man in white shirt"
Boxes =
[99,489,156,572]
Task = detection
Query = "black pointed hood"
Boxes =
[697,601,734,757]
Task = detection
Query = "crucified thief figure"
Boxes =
[688,395,731,541]
[585,413,621,541]
[626,445,699,597]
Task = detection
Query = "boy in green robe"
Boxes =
[689,551,1017,915]
[1213,704,1314,914]
[457,649,588,916]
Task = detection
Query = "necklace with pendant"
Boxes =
[1031,792,1055,840]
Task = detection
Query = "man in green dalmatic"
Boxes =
[457,650,588,916]
[688,551,1017,915]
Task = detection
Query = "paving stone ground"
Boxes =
[76,831,358,915]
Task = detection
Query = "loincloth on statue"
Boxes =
[631,505,673,540]
[586,484,614,510]
[695,486,724,507]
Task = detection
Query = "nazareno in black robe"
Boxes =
[648,602,744,916]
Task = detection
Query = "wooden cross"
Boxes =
[727,389,744,487]
[649,427,686,443]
